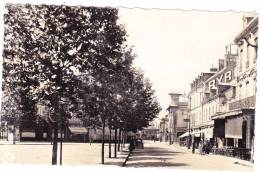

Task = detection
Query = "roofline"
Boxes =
[234,16,258,43]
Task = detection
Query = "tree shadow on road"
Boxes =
[132,146,183,157]
[105,161,124,166]
[129,156,173,161]
[126,161,189,168]
[125,146,187,167]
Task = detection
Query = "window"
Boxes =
[247,38,250,68]
[245,81,249,96]
[240,49,243,71]
[254,37,258,63]
[239,84,243,99]
[232,86,236,98]
[254,78,257,94]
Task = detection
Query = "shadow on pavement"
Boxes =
[129,157,173,161]
[105,161,124,166]
[132,147,183,157]
[126,162,189,167]
[125,146,188,167]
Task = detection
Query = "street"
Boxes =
[0,140,254,171]
[126,141,253,171]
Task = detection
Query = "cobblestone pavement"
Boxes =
[126,140,253,171]
[0,141,129,166]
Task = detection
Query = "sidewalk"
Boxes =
[169,142,253,168]
[0,141,130,166]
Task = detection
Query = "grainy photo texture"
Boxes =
[0,3,258,171]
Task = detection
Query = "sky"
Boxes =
[118,8,245,119]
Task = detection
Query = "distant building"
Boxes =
[167,93,188,145]
[189,70,216,148]
[140,124,159,140]
[159,115,169,142]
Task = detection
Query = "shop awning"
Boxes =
[225,115,243,139]
[179,132,189,138]
[69,126,88,135]
[211,109,243,120]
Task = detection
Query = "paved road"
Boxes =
[126,141,253,171]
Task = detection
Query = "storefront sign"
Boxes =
[208,70,233,90]
[237,67,256,82]
[229,95,256,110]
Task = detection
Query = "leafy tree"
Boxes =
[3,3,161,165]
[3,3,131,165]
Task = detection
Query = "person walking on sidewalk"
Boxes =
[192,141,195,154]
[199,140,202,155]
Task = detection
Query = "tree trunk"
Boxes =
[60,123,63,165]
[118,129,121,151]
[122,131,125,148]
[121,130,124,150]
[13,122,16,144]
[114,128,117,158]
[101,121,105,164]
[47,123,52,142]
[109,127,111,158]
[7,125,9,141]
[52,122,58,165]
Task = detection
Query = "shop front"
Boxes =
[211,107,254,160]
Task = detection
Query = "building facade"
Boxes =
[159,115,169,142]
[187,15,257,161]
[189,70,216,147]
[167,93,188,145]
[212,15,257,153]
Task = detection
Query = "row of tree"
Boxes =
[1,4,161,165]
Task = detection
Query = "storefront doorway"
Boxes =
[242,120,247,148]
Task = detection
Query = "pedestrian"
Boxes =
[192,141,195,154]
[205,140,210,154]
[199,140,202,155]
[202,141,206,155]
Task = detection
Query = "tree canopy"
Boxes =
[2,3,161,164]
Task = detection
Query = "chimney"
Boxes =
[224,44,238,67]
[219,59,224,70]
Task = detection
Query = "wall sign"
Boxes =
[208,70,233,90]
[229,95,256,110]
[237,67,256,82]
